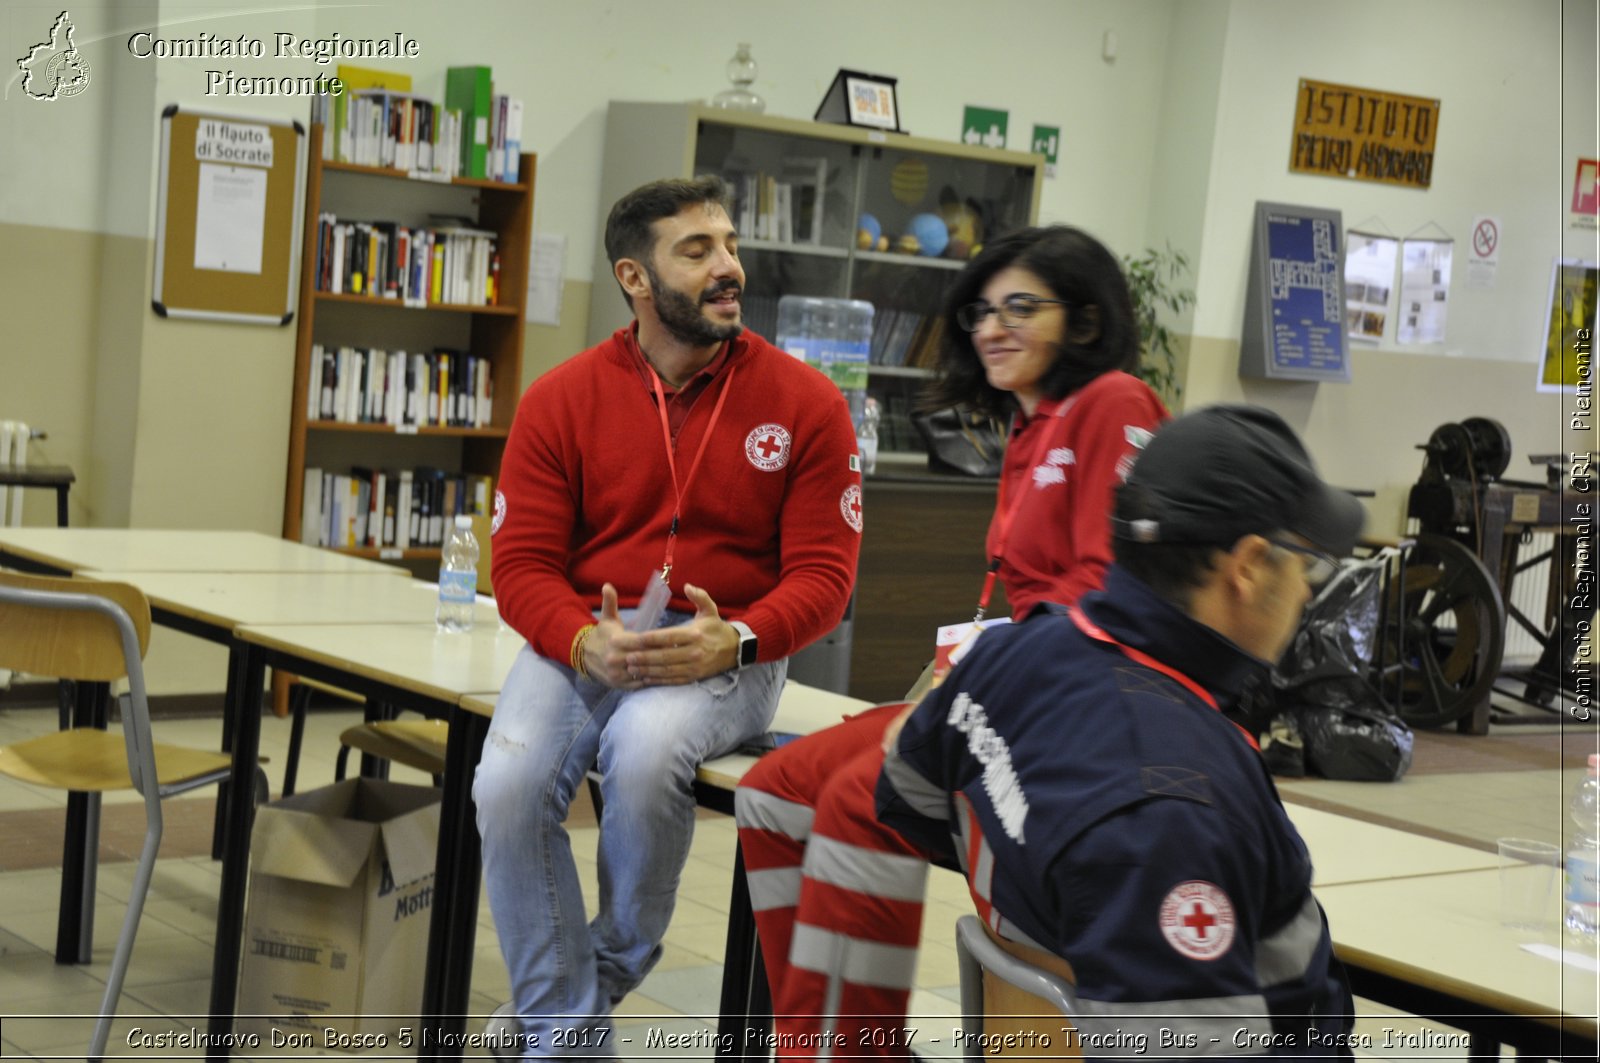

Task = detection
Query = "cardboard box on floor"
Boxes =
[237,778,440,1042]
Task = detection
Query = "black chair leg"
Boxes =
[358,698,393,780]
[282,682,314,797]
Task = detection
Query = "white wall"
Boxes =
[1192,0,1583,359]
[1172,0,1594,533]
[296,0,1179,278]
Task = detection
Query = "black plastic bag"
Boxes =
[913,408,1006,477]
[1265,554,1414,782]
[1286,676,1414,782]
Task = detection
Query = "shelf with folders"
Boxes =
[587,104,1041,355]
[283,123,533,565]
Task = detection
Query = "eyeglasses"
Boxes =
[955,295,1069,332]
[1268,539,1342,586]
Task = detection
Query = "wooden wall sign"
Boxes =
[1289,78,1440,190]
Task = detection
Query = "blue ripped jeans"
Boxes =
[473,611,785,1057]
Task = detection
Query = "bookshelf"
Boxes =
[586,102,1041,461]
[281,124,534,565]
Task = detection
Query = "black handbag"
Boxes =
[912,408,1007,478]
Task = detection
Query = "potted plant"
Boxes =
[1123,246,1197,407]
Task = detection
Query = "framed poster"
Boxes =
[152,105,306,324]
[1239,201,1351,382]
[1537,258,1598,394]
[1344,231,1397,345]
[814,69,903,133]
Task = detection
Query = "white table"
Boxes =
[1284,804,1500,885]
[0,526,403,575]
[93,570,494,631]
[1316,867,1598,1057]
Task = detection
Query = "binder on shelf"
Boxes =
[503,98,524,183]
[445,65,493,179]
[301,468,323,545]
[394,471,414,549]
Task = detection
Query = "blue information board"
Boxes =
[1239,202,1350,382]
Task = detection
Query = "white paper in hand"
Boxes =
[629,571,671,633]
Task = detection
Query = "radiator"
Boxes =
[1400,520,1562,666]
[0,419,28,526]
[1504,530,1555,665]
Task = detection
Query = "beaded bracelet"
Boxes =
[570,622,597,679]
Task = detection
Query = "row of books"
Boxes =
[301,466,493,550]
[871,310,945,368]
[309,344,494,429]
[312,213,501,307]
[311,91,464,178]
[309,65,522,183]
[728,157,827,245]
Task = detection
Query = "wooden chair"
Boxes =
[954,914,1084,1060]
[333,717,448,783]
[0,571,246,1062]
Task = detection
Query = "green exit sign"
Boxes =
[1031,125,1060,165]
[961,106,1008,150]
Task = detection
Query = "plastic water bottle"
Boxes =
[857,397,880,475]
[436,515,478,633]
[1564,753,1600,941]
[775,295,874,426]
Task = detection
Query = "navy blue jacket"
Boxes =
[878,565,1354,1059]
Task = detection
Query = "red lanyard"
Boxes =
[975,399,1076,620]
[649,363,736,580]
[1068,605,1260,750]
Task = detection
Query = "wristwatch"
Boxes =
[729,620,758,669]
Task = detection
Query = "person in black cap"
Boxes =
[877,403,1364,1059]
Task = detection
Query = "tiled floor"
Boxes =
[0,691,1590,1061]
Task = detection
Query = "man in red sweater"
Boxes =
[473,176,860,1057]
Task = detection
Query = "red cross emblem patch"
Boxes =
[840,484,863,533]
[744,424,792,471]
[1158,880,1236,961]
[492,489,507,534]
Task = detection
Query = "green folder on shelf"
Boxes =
[445,66,492,179]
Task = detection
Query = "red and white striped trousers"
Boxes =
[734,704,928,1059]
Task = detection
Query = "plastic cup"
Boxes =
[1497,837,1561,930]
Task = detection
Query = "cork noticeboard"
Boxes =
[152,105,305,325]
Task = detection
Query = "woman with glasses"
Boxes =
[734,226,1169,1058]
[924,224,1171,615]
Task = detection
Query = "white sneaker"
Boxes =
[484,1002,522,1059]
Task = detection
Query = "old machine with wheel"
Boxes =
[1398,416,1592,733]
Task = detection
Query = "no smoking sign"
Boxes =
[1472,218,1497,258]
[1467,214,1500,288]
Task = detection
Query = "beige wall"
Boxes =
[0,225,101,527]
